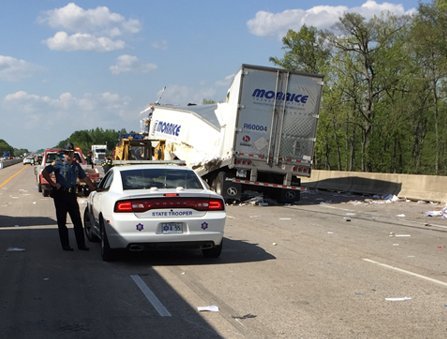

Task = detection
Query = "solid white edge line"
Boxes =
[363,258,447,287]
[130,274,172,317]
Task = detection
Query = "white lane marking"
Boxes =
[363,258,447,287]
[130,274,172,317]
[0,225,58,231]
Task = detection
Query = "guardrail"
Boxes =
[0,159,22,169]
[301,170,447,203]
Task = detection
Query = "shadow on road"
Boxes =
[0,215,56,227]
[101,237,276,267]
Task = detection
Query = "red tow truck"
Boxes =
[35,147,104,197]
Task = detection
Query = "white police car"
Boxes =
[83,164,226,261]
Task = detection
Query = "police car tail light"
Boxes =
[207,199,225,210]
[114,201,133,212]
[114,198,224,212]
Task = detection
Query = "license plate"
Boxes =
[160,222,183,234]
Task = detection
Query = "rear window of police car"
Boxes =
[121,168,204,190]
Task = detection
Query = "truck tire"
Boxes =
[213,172,241,202]
[213,172,225,195]
[279,189,300,204]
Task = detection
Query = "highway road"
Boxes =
[1,163,447,338]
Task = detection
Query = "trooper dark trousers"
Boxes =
[52,189,86,249]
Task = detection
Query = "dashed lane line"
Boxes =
[363,258,447,288]
[130,274,172,317]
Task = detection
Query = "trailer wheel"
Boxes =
[213,172,225,196]
[279,189,300,204]
[213,172,241,202]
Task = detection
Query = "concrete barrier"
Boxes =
[301,170,447,203]
[0,159,22,169]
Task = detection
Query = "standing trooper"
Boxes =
[42,142,96,251]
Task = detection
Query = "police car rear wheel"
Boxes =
[83,207,99,242]
[100,221,114,261]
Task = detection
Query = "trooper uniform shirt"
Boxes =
[45,157,86,190]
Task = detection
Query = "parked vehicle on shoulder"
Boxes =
[83,164,226,261]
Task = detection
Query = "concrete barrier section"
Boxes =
[0,159,22,169]
[301,170,447,203]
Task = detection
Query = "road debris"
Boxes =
[197,305,219,312]
[385,297,412,301]
[232,313,257,320]
[389,233,411,238]
[6,247,26,252]
[425,206,447,219]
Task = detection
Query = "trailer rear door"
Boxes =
[235,65,323,169]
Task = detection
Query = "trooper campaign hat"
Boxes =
[64,142,75,153]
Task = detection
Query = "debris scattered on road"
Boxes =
[272,242,277,246]
[425,206,447,219]
[343,216,351,222]
[279,217,291,221]
[198,305,219,312]
[232,313,257,320]
[385,297,412,301]
[6,247,25,252]
[389,233,411,238]
[396,214,406,217]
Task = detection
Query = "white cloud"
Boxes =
[0,55,38,81]
[110,54,157,74]
[247,1,416,38]
[39,3,141,51]
[45,31,125,52]
[1,90,136,148]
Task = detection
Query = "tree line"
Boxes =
[56,128,124,155]
[270,0,447,175]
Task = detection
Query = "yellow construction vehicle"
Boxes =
[113,132,165,161]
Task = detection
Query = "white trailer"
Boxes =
[91,144,107,164]
[148,64,324,202]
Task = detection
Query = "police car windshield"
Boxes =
[120,168,203,190]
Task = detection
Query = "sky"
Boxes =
[0,0,429,151]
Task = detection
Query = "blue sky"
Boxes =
[0,0,428,151]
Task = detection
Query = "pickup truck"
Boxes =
[35,147,104,197]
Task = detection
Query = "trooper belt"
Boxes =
[60,187,77,193]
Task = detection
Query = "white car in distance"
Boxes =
[83,164,226,261]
